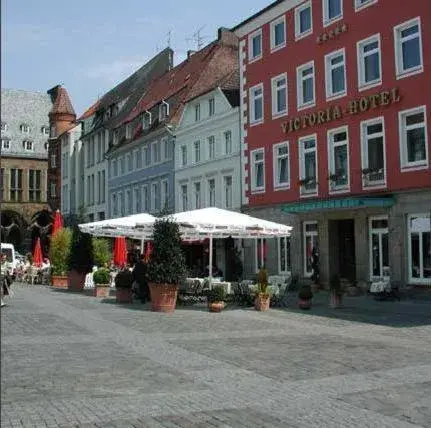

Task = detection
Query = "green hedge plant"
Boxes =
[68,227,94,274]
[92,238,111,267]
[115,269,134,289]
[93,268,110,285]
[49,228,72,276]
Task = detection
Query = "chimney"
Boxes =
[217,27,238,47]
[187,50,196,59]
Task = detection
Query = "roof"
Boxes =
[230,0,284,31]
[123,31,239,127]
[49,87,76,116]
[79,49,173,129]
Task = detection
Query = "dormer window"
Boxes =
[20,124,30,133]
[41,126,49,135]
[159,101,169,121]
[1,138,10,150]
[23,140,34,151]
[1,121,7,131]
[142,111,152,130]
[126,123,132,139]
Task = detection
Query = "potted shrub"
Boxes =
[93,268,111,298]
[147,217,187,312]
[329,274,343,308]
[68,228,94,292]
[115,269,134,303]
[298,284,313,309]
[49,228,72,288]
[92,238,111,267]
[255,266,270,311]
[207,285,226,312]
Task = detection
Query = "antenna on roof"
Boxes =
[166,29,172,48]
[186,26,207,51]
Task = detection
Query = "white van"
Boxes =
[1,243,18,276]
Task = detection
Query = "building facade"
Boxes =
[233,0,431,286]
[108,28,239,220]
[47,85,77,212]
[1,89,53,252]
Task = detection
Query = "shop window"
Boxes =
[303,222,318,277]
[369,216,389,279]
[278,236,291,274]
[408,214,431,284]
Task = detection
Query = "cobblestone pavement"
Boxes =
[1,284,431,427]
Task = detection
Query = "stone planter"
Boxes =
[208,302,225,312]
[52,275,68,289]
[254,294,270,311]
[149,283,178,312]
[67,270,86,292]
[330,293,343,308]
[298,299,312,309]
[94,284,110,298]
[116,288,133,303]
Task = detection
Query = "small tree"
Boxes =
[68,227,94,274]
[92,238,111,267]
[147,217,187,285]
[49,228,72,276]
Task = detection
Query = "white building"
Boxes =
[174,71,241,213]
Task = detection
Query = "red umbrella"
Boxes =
[52,210,64,236]
[113,236,127,268]
[143,241,153,263]
[33,237,43,267]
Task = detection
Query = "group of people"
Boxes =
[1,253,12,307]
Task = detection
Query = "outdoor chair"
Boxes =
[24,266,40,286]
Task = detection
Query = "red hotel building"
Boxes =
[233,0,431,288]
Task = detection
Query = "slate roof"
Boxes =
[78,48,173,132]
[123,30,239,128]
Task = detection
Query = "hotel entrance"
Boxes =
[329,219,356,282]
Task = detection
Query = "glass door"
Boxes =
[369,216,389,279]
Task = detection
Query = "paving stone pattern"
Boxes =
[1,284,431,427]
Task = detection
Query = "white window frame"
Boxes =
[299,134,318,197]
[194,140,201,163]
[394,17,424,79]
[323,0,343,27]
[296,61,315,110]
[273,141,290,190]
[151,182,158,212]
[1,138,10,150]
[193,181,201,209]
[250,148,265,193]
[133,187,140,214]
[278,236,291,274]
[325,48,347,100]
[24,140,34,151]
[181,184,188,211]
[161,179,168,210]
[208,136,216,159]
[327,126,350,194]
[1,122,7,131]
[249,83,264,125]
[271,73,288,118]
[142,185,149,212]
[398,105,428,171]
[223,175,233,209]
[126,123,132,139]
[360,116,386,189]
[254,238,267,272]
[224,130,232,155]
[208,98,215,116]
[368,215,389,280]
[195,104,200,122]
[357,33,382,91]
[20,124,30,133]
[294,0,313,41]
[407,213,431,285]
[162,137,169,160]
[208,178,216,207]
[181,145,187,166]
[354,0,378,12]
[270,16,286,52]
[303,221,318,277]
[248,28,263,62]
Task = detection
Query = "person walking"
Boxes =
[1,252,12,307]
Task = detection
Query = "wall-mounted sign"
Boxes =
[281,88,401,134]
[316,23,348,44]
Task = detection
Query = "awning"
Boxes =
[282,196,396,213]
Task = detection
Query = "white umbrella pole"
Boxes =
[260,238,264,268]
[140,238,145,255]
[209,234,213,287]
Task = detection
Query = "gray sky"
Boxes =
[1,0,270,116]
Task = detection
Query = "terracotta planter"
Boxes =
[149,283,178,313]
[94,284,111,298]
[298,299,312,309]
[116,288,133,303]
[52,275,68,289]
[255,294,270,311]
[208,301,225,312]
[68,270,86,292]
[330,293,343,308]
